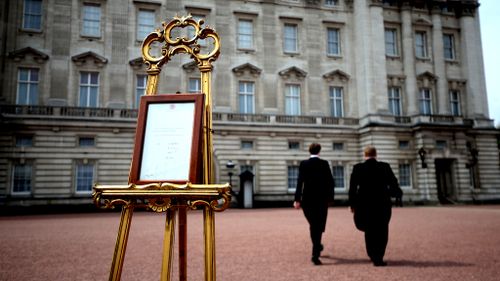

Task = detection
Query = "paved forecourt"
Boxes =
[1,205,500,281]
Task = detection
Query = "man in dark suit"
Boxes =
[349,145,403,266]
[294,143,335,265]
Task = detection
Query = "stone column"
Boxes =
[460,11,489,118]
[401,5,418,116]
[431,8,448,115]
[353,0,387,118]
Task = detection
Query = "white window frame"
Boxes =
[137,9,155,41]
[419,88,432,115]
[75,162,95,194]
[449,90,461,116]
[287,165,299,192]
[283,23,298,53]
[238,81,255,114]
[398,163,412,189]
[135,74,147,108]
[388,87,402,116]
[22,0,42,31]
[12,163,33,195]
[285,84,301,115]
[329,86,344,117]
[443,33,455,60]
[82,3,101,37]
[332,164,345,190]
[385,28,398,56]
[188,77,201,93]
[16,68,39,105]
[79,72,99,108]
[327,28,341,56]
[415,31,428,58]
[324,0,338,7]
[238,19,254,50]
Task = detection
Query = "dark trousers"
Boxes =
[364,223,389,263]
[303,206,327,258]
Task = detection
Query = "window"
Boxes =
[135,75,147,108]
[415,31,428,58]
[79,137,95,147]
[23,0,42,30]
[238,81,255,114]
[398,164,411,188]
[12,163,32,194]
[385,28,398,56]
[333,142,344,151]
[283,24,298,53]
[388,87,402,116]
[285,84,301,115]
[332,165,344,189]
[137,10,155,41]
[324,0,338,6]
[398,140,410,150]
[240,165,254,173]
[188,14,206,46]
[238,19,253,49]
[329,86,343,117]
[436,140,447,150]
[443,34,455,60]
[241,140,254,150]
[288,141,300,150]
[76,162,94,193]
[82,3,101,37]
[327,28,340,56]
[287,165,299,191]
[79,72,99,107]
[419,89,432,115]
[16,136,33,147]
[17,68,39,105]
[188,78,201,93]
[450,90,461,116]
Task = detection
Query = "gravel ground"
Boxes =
[1,205,500,281]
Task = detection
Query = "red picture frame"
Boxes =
[129,94,204,184]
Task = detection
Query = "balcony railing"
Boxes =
[1,105,491,127]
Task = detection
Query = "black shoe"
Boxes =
[312,257,322,265]
[373,261,387,267]
[319,244,324,252]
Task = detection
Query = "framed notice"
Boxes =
[129,94,204,184]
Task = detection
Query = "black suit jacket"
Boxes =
[294,157,335,208]
[349,158,402,229]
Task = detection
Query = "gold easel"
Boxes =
[92,15,229,281]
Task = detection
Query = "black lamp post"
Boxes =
[418,147,428,168]
[226,160,235,186]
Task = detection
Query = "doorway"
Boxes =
[435,159,456,204]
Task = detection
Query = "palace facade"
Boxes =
[1,0,499,208]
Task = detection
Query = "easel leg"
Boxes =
[203,207,216,281]
[109,205,134,281]
[178,207,188,281]
[160,208,176,281]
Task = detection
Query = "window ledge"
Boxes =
[19,28,43,35]
[80,35,102,41]
[386,55,401,60]
[327,54,343,59]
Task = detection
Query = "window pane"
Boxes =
[288,166,299,190]
[17,68,39,105]
[137,10,155,40]
[327,28,340,55]
[284,24,298,53]
[82,4,101,37]
[76,164,94,192]
[332,165,344,189]
[23,0,42,30]
[285,84,300,115]
[136,75,147,108]
[385,29,397,56]
[13,164,32,193]
[388,87,401,116]
[79,137,95,147]
[415,32,427,58]
[238,20,253,49]
[16,136,33,147]
[238,81,254,114]
[398,164,411,187]
[443,34,455,60]
[329,87,343,117]
[188,78,201,93]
